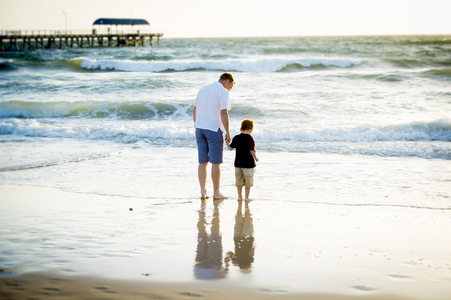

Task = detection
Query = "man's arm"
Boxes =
[193,106,196,123]
[220,109,231,142]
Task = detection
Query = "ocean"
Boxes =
[1,35,450,206]
[1,36,451,294]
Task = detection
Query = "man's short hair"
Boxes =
[241,119,254,131]
[219,73,235,84]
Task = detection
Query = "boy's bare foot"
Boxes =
[245,198,253,202]
[213,193,228,200]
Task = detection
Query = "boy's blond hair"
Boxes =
[240,119,254,131]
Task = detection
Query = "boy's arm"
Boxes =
[226,140,233,151]
[250,150,258,162]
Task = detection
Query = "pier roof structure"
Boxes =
[93,18,150,26]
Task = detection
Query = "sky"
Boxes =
[0,0,450,38]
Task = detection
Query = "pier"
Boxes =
[0,18,163,51]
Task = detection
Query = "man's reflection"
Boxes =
[194,199,227,279]
[226,201,254,272]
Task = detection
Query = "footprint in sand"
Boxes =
[353,285,375,292]
[94,286,117,294]
[43,287,61,291]
[179,292,202,297]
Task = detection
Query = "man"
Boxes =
[193,73,235,200]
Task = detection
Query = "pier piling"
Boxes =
[0,30,163,51]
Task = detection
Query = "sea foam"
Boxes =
[2,118,449,159]
[1,117,449,144]
[79,57,364,73]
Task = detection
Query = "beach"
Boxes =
[0,273,424,300]
[1,180,450,299]
[1,149,451,299]
[1,35,451,299]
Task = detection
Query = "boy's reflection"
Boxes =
[226,201,254,272]
[194,200,227,279]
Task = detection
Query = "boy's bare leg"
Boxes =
[198,162,208,199]
[244,187,251,201]
[212,163,227,199]
[237,186,243,201]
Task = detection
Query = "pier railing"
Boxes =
[0,29,164,51]
[0,29,164,37]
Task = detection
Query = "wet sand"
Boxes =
[1,184,450,299]
[0,272,414,300]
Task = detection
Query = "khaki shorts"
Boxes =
[235,167,255,188]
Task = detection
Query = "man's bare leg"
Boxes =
[212,163,227,199]
[198,162,208,199]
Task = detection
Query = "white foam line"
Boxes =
[0,149,127,172]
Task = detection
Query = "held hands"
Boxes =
[225,132,231,143]
[225,132,232,150]
[226,140,233,151]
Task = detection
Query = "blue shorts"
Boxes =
[196,128,224,164]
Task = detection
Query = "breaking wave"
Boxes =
[78,57,365,73]
[1,117,450,159]
[0,100,191,120]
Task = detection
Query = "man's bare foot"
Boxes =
[245,198,253,202]
[201,190,209,199]
[213,193,228,200]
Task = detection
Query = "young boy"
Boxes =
[226,119,259,201]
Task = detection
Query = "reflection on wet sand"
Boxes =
[226,201,255,273]
[194,200,255,279]
[194,200,227,279]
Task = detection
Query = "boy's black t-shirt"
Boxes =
[230,133,256,168]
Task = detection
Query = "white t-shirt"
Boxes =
[194,81,231,132]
